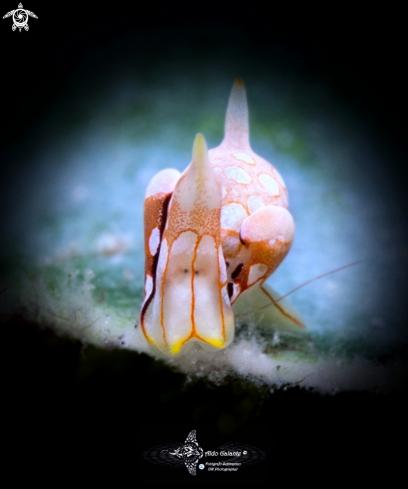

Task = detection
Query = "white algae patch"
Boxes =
[13,269,148,354]
[151,336,405,394]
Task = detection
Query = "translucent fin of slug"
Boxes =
[232,283,305,332]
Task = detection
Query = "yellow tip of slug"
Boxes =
[234,78,244,87]
[191,133,210,177]
[169,338,185,355]
[204,337,225,349]
[192,133,208,161]
[145,333,157,346]
[168,336,226,355]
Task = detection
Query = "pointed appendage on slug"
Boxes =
[208,79,305,329]
[140,134,234,356]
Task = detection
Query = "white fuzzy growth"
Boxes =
[149,334,406,394]
[17,269,147,353]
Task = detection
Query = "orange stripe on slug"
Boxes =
[190,235,201,336]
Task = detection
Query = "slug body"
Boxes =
[140,80,304,356]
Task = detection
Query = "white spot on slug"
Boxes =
[259,173,280,196]
[247,263,268,286]
[171,231,198,256]
[247,195,265,213]
[225,166,251,184]
[231,283,241,303]
[232,152,255,165]
[221,283,230,305]
[221,203,248,232]
[269,235,284,247]
[223,236,240,254]
[144,274,153,298]
[149,227,160,256]
[156,238,169,277]
[218,245,227,283]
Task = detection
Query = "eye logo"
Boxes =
[3,3,38,32]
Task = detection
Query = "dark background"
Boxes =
[2,3,407,162]
[1,2,406,480]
